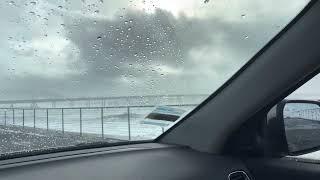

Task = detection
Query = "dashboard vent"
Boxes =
[228,171,250,180]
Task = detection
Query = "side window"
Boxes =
[284,74,320,160]
[288,74,320,100]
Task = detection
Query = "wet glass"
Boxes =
[0,0,310,157]
[284,103,320,153]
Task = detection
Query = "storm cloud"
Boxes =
[0,0,314,100]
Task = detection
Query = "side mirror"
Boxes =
[266,100,320,156]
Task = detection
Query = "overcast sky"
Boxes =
[0,0,314,100]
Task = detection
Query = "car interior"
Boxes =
[0,0,320,180]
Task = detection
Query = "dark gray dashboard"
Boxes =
[0,143,250,180]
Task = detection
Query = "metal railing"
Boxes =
[0,104,197,140]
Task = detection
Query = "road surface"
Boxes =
[0,125,121,155]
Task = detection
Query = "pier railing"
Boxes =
[0,104,197,140]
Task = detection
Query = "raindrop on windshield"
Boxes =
[241,14,246,18]
[8,1,15,5]
[30,1,36,5]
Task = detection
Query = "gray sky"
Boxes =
[0,0,313,100]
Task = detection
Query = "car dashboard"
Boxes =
[0,143,251,180]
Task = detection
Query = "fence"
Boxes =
[0,104,197,140]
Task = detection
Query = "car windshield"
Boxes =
[0,0,309,158]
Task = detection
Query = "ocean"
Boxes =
[0,100,200,141]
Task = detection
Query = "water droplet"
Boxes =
[9,1,15,5]
[127,27,132,31]
[94,10,99,14]
[30,1,36,5]
[99,0,104,3]
[124,21,128,24]
[29,11,35,15]
[129,63,133,66]
[60,23,65,27]
[97,36,102,40]
[43,17,48,21]
[119,15,123,19]
[58,5,63,9]
[204,0,209,3]
[244,35,249,39]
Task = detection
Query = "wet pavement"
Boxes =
[0,125,121,155]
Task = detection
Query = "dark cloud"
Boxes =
[0,1,307,100]
[65,10,191,79]
[60,8,277,95]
